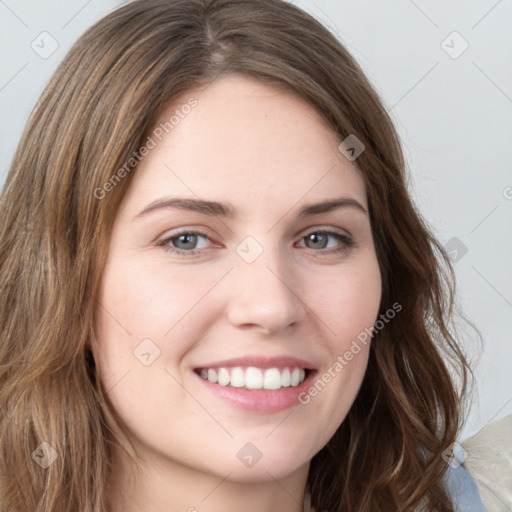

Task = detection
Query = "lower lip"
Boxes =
[194,370,317,413]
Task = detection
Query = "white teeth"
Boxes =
[263,368,282,390]
[197,366,308,390]
[245,367,263,389]
[217,367,230,386]
[230,367,245,387]
[281,367,291,387]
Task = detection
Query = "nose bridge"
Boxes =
[226,234,302,333]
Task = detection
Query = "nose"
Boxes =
[225,244,304,335]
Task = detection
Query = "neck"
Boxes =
[107,446,311,512]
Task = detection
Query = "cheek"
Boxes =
[306,254,382,346]
[296,253,380,416]
[90,245,382,478]
[92,258,226,382]
[94,257,199,338]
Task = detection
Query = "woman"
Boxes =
[0,0,484,510]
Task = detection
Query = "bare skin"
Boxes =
[94,74,382,512]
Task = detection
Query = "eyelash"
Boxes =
[156,228,355,257]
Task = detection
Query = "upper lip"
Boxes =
[194,355,315,370]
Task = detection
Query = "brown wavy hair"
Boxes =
[0,0,473,510]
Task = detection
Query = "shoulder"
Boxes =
[304,459,488,512]
[445,463,486,512]
[461,414,512,511]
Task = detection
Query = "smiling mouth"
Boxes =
[194,366,312,391]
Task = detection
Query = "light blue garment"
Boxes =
[445,463,486,512]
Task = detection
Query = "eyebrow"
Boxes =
[133,196,367,221]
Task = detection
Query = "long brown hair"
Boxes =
[0,1,472,510]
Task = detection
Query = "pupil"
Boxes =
[178,234,196,249]
[309,233,326,249]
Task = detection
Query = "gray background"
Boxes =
[0,0,511,441]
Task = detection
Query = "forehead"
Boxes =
[119,74,367,218]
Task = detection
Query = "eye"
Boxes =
[156,228,355,257]
[157,230,213,256]
[297,229,354,255]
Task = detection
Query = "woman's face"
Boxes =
[94,74,381,483]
